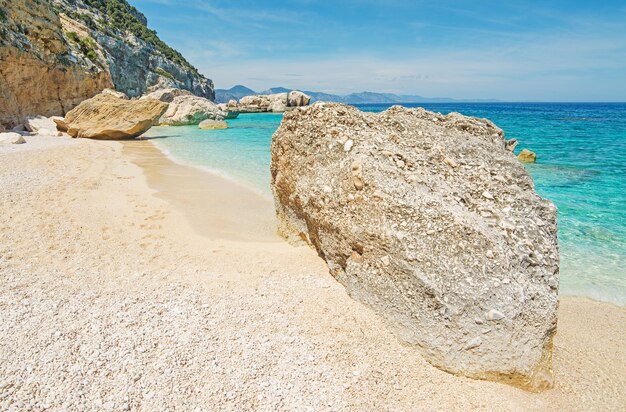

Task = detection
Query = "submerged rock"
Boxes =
[518,149,537,163]
[270,103,559,390]
[223,111,240,120]
[158,95,225,126]
[64,92,167,139]
[198,119,228,130]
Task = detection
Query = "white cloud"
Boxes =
[196,29,626,101]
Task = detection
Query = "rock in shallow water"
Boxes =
[158,95,225,126]
[270,103,559,391]
[518,148,537,163]
[198,119,228,130]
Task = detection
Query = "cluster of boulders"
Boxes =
[3,87,302,141]
[219,91,311,114]
[270,103,558,390]
[0,115,68,144]
[139,88,237,125]
[12,87,237,140]
[6,88,312,140]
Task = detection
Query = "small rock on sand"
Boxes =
[0,132,26,144]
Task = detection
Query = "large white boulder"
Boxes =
[24,116,58,133]
[270,103,559,391]
[158,95,225,126]
[268,99,288,113]
[287,90,311,107]
[64,92,168,139]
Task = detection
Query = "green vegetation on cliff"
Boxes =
[60,0,198,74]
[154,67,175,81]
[66,31,100,66]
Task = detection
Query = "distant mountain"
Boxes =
[215,85,257,103]
[303,91,499,104]
[261,87,292,94]
[214,85,498,104]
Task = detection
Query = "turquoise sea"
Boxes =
[144,103,626,305]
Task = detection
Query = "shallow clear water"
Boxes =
[144,103,626,305]
[146,113,281,197]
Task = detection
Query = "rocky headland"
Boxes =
[221,91,311,114]
[0,0,215,130]
[271,103,559,390]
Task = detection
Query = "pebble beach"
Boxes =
[1,134,624,411]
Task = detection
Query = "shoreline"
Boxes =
[147,132,274,201]
[123,139,278,242]
[0,135,624,410]
[142,130,625,307]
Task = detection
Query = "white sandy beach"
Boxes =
[0,135,624,411]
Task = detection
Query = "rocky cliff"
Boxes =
[0,0,214,129]
[0,0,112,129]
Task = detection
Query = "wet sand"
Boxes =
[123,140,278,242]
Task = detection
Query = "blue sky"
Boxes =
[131,0,626,101]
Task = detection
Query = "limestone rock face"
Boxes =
[0,0,112,129]
[141,88,192,103]
[270,103,559,390]
[518,149,537,163]
[51,0,215,100]
[100,88,129,100]
[0,0,216,129]
[198,119,228,130]
[64,92,167,139]
[158,95,225,126]
[0,132,26,144]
